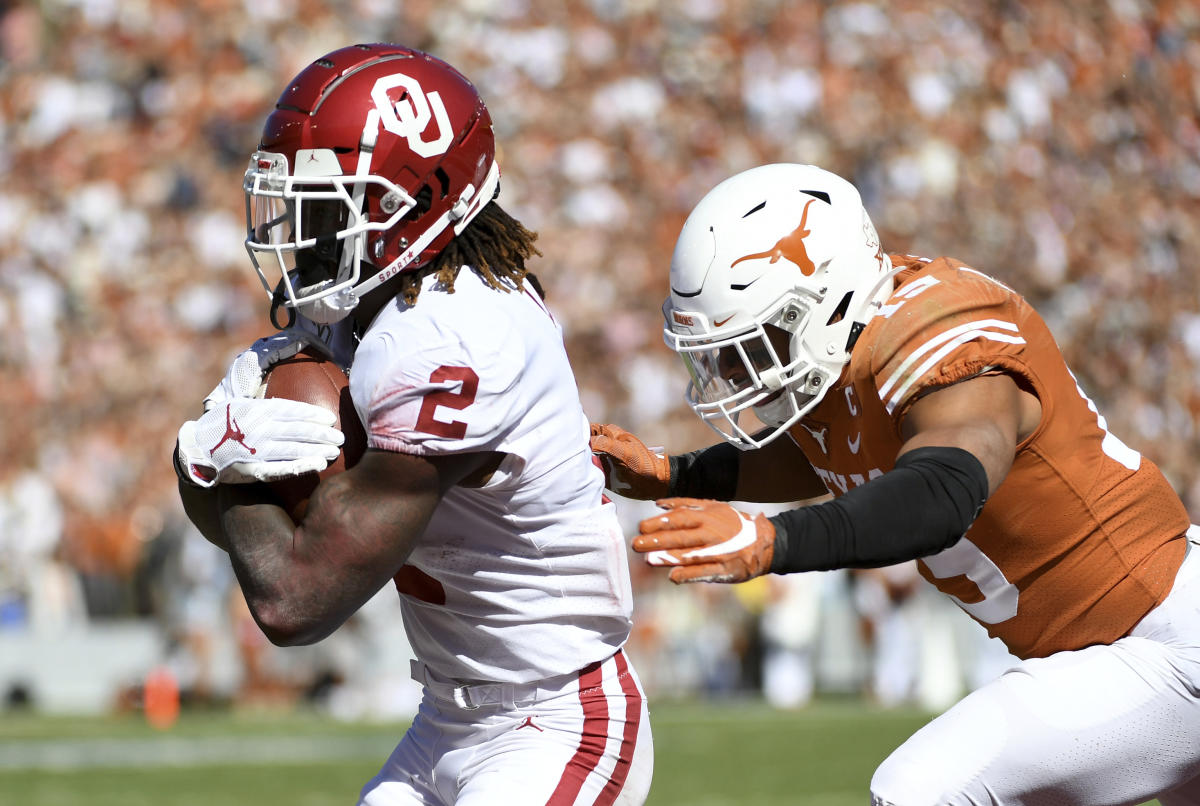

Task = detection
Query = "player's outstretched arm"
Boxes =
[590,422,826,503]
[633,373,1035,582]
[211,447,495,646]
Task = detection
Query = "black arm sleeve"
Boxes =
[768,446,989,573]
[668,442,741,501]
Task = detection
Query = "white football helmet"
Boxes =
[664,163,895,448]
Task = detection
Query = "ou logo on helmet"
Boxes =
[370,73,453,158]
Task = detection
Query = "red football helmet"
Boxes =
[243,43,499,324]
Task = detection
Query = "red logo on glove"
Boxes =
[210,405,256,455]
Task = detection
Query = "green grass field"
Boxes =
[0,699,1162,805]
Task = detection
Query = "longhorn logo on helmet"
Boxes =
[731,197,818,276]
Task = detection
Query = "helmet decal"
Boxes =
[370,73,453,158]
[732,197,819,276]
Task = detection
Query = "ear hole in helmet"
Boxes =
[396,170,451,225]
[826,291,853,326]
[403,185,434,222]
[846,320,867,351]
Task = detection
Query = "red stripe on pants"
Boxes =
[595,651,641,806]
[546,659,607,806]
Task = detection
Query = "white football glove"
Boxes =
[202,328,333,411]
[175,329,343,488]
[176,398,343,487]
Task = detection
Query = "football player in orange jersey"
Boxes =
[591,163,1200,804]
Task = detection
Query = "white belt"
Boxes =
[410,658,597,711]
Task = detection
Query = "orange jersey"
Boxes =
[787,255,1189,659]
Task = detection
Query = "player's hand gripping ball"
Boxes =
[260,350,367,520]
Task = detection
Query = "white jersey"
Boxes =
[348,268,633,684]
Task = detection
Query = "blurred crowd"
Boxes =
[1,0,1198,711]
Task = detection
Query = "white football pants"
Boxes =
[358,650,653,806]
[871,534,1200,806]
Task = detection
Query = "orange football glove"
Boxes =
[633,498,775,584]
[589,423,670,500]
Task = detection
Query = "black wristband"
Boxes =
[768,445,989,573]
[668,442,741,500]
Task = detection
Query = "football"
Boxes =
[259,349,368,520]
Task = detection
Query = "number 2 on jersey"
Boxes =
[415,366,479,438]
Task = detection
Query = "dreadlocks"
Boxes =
[398,202,543,306]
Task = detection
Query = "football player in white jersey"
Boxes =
[173,44,652,806]
[591,163,1200,804]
